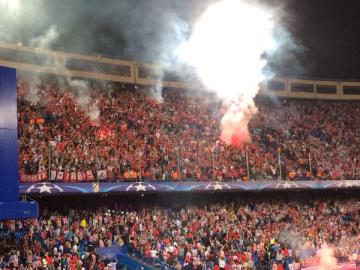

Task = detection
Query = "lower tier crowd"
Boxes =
[0,194,359,270]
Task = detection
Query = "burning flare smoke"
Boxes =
[177,0,276,146]
[317,244,338,270]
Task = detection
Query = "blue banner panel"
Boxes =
[0,66,17,129]
[95,246,153,270]
[18,180,360,195]
[0,66,38,220]
[0,67,18,202]
[95,246,125,259]
[0,201,38,220]
[0,129,19,201]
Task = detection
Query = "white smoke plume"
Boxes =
[177,0,276,147]
[22,74,41,105]
[0,0,302,78]
[146,15,189,102]
[17,25,60,104]
[154,81,163,102]
[0,0,21,41]
[29,25,59,49]
[1,0,301,120]
[317,244,337,270]
[150,81,164,103]
[148,67,165,103]
[27,82,41,105]
[17,72,48,106]
[277,229,303,251]
[68,79,100,120]
[0,0,20,13]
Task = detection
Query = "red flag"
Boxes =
[95,126,110,140]
[56,142,66,152]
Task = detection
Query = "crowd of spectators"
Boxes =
[0,197,359,269]
[17,79,360,182]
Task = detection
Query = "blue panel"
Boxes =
[0,67,18,202]
[0,201,38,220]
[18,180,360,195]
[0,67,17,129]
[0,66,38,220]
[0,129,18,201]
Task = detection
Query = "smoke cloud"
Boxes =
[0,0,299,70]
[317,244,337,270]
[277,229,303,251]
[29,25,59,49]
[0,0,303,131]
[67,79,100,121]
[20,73,41,105]
[17,24,60,105]
[220,102,257,146]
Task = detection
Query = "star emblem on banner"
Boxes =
[26,183,63,193]
[126,182,156,192]
[275,182,299,189]
[335,181,360,188]
[353,180,360,187]
[205,182,231,190]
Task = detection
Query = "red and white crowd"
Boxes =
[0,198,359,269]
[17,79,360,182]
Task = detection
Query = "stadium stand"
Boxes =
[0,193,359,269]
[17,79,360,183]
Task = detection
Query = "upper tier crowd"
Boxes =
[17,79,360,182]
[0,198,359,269]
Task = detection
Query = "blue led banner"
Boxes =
[19,180,360,195]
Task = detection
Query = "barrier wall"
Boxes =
[19,180,360,195]
[1,41,360,99]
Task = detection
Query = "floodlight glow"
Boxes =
[0,0,20,13]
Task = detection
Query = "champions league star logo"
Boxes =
[336,180,360,188]
[205,182,231,191]
[126,182,156,192]
[26,183,63,193]
[275,182,299,189]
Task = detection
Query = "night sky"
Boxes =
[282,0,360,79]
[2,0,360,79]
